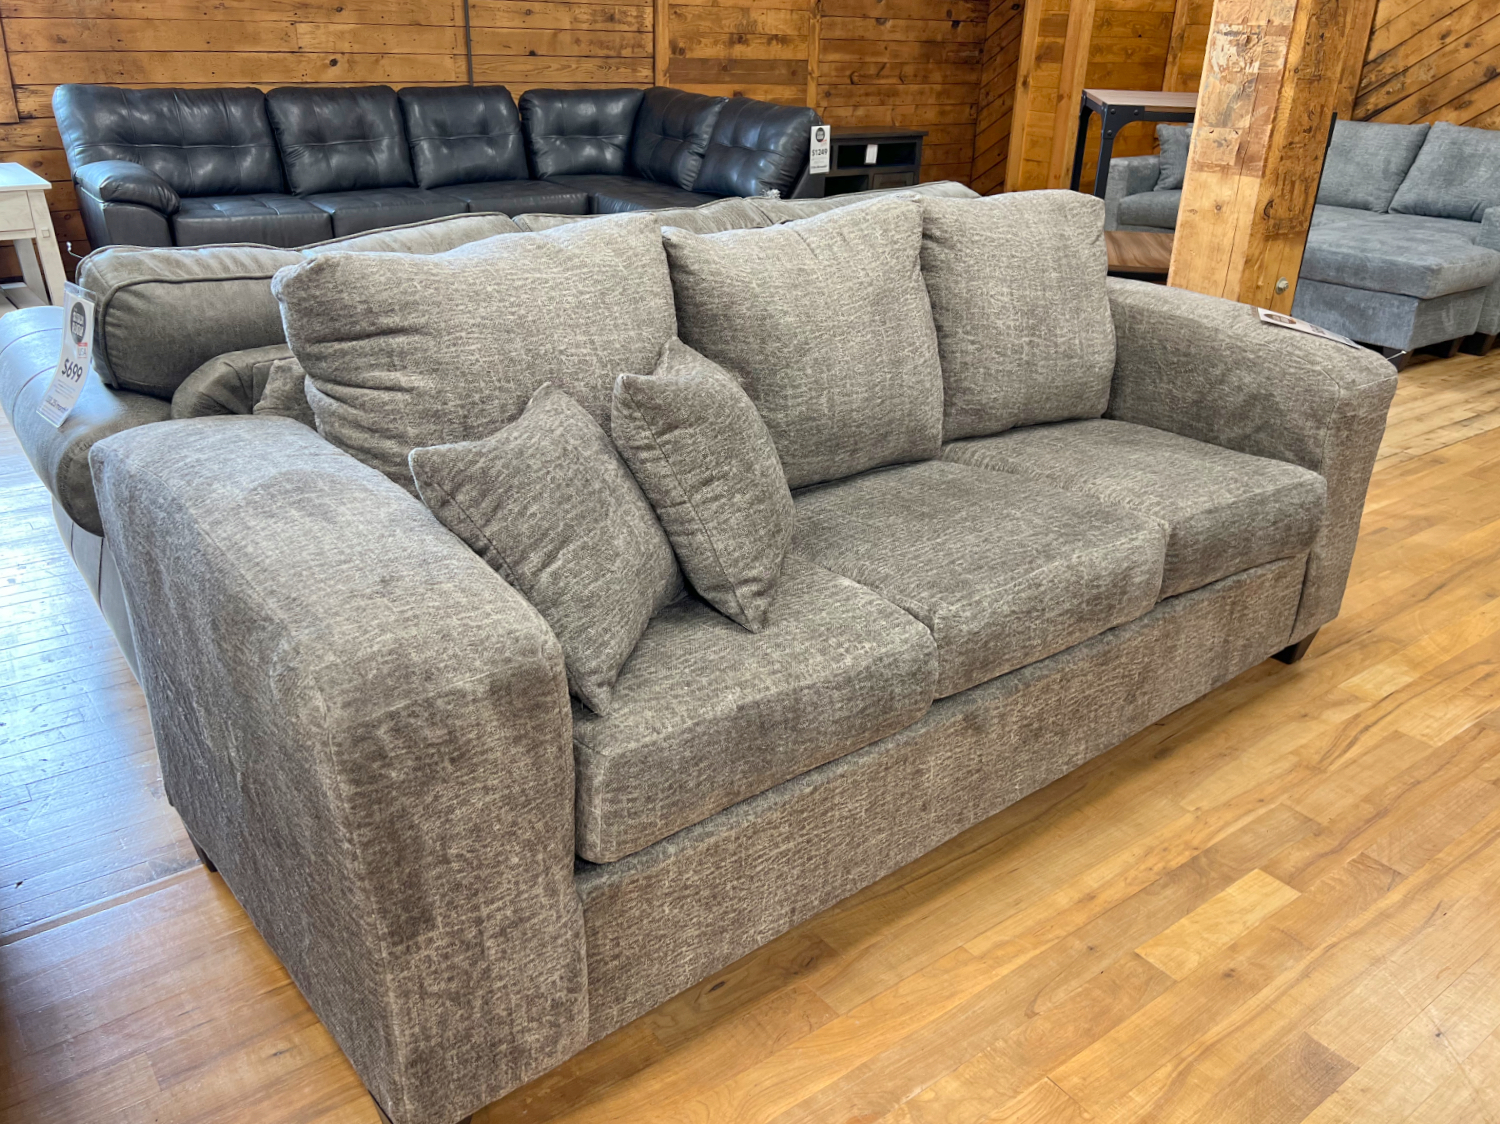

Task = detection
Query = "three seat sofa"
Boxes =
[1107,118,1500,357]
[1,185,1397,1124]
[54,83,821,249]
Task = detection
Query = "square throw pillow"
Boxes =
[272,212,676,491]
[612,339,794,631]
[661,194,943,490]
[1155,124,1191,190]
[920,190,1115,441]
[409,384,682,715]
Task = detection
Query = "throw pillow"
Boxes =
[409,384,682,715]
[661,194,943,489]
[272,212,676,491]
[1155,124,1191,191]
[612,339,794,631]
[920,191,1114,440]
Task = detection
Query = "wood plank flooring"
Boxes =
[5,349,1500,1123]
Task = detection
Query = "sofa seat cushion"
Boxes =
[572,555,938,862]
[943,419,1327,599]
[1300,222,1500,299]
[304,187,466,236]
[430,179,589,216]
[171,194,333,247]
[792,461,1167,698]
[1117,189,1180,230]
[545,173,722,212]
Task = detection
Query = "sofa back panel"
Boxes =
[398,86,530,188]
[53,84,284,197]
[629,88,727,190]
[694,98,820,198]
[1390,121,1500,222]
[519,88,645,178]
[266,85,416,195]
[1318,120,1430,213]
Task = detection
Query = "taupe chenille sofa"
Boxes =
[0,182,1397,1124]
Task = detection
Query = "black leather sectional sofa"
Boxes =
[53,84,821,249]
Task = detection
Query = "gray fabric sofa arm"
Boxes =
[74,159,180,215]
[89,418,586,1124]
[1104,155,1160,229]
[1106,278,1398,642]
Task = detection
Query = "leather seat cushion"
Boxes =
[571,554,938,862]
[943,419,1328,599]
[545,174,721,212]
[305,188,466,236]
[171,194,333,247]
[792,461,1167,699]
[519,88,645,178]
[431,180,589,216]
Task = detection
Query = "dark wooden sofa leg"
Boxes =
[1273,630,1318,664]
[187,832,217,873]
[1461,332,1497,356]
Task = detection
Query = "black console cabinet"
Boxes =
[820,128,927,196]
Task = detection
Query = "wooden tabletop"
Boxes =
[1083,89,1199,111]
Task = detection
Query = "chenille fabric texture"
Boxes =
[409,384,682,715]
[611,339,793,631]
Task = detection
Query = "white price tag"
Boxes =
[37,282,94,428]
[865,143,879,165]
[809,125,830,176]
[1256,308,1360,349]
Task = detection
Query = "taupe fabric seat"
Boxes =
[571,555,938,863]
[944,419,1328,598]
[791,461,1168,698]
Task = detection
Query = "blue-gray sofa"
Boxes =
[1107,119,1500,358]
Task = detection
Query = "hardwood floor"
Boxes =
[5,350,1500,1123]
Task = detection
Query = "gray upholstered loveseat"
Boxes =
[0,186,1396,1124]
[1108,119,1500,357]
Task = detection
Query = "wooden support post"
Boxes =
[1166,0,1372,311]
[1004,0,1095,191]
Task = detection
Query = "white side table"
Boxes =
[0,163,66,308]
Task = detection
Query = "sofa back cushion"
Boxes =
[662,195,942,489]
[1390,121,1500,221]
[630,88,727,190]
[520,88,645,178]
[1154,123,1191,190]
[266,85,415,195]
[920,191,1114,441]
[78,213,522,398]
[398,86,530,188]
[273,212,676,489]
[53,85,284,197]
[1318,120,1429,212]
[695,98,820,198]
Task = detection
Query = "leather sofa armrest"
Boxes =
[74,159,180,215]
[1104,155,1160,229]
[1106,277,1398,641]
[89,418,588,1124]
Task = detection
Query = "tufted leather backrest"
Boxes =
[629,87,727,190]
[519,88,645,178]
[266,85,415,196]
[695,98,820,198]
[398,86,529,188]
[54,84,284,197]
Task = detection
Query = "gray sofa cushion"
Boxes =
[1300,222,1500,299]
[612,340,793,632]
[1155,124,1191,190]
[274,211,676,490]
[410,384,682,715]
[943,418,1327,598]
[792,460,1167,698]
[170,343,295,418]
[1391,120,1500,222]
[572,555,938,862]
[253,355,315,427]
[663,195,943,489]
[1317,120,1429,213]
[1117,188,1180,230]
[921,191,1114,441]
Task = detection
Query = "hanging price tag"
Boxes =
[37,282,94,428]
[809,124,831,176]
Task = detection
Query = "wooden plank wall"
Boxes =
[1353,0,1500,127]
[0,0,983,275]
